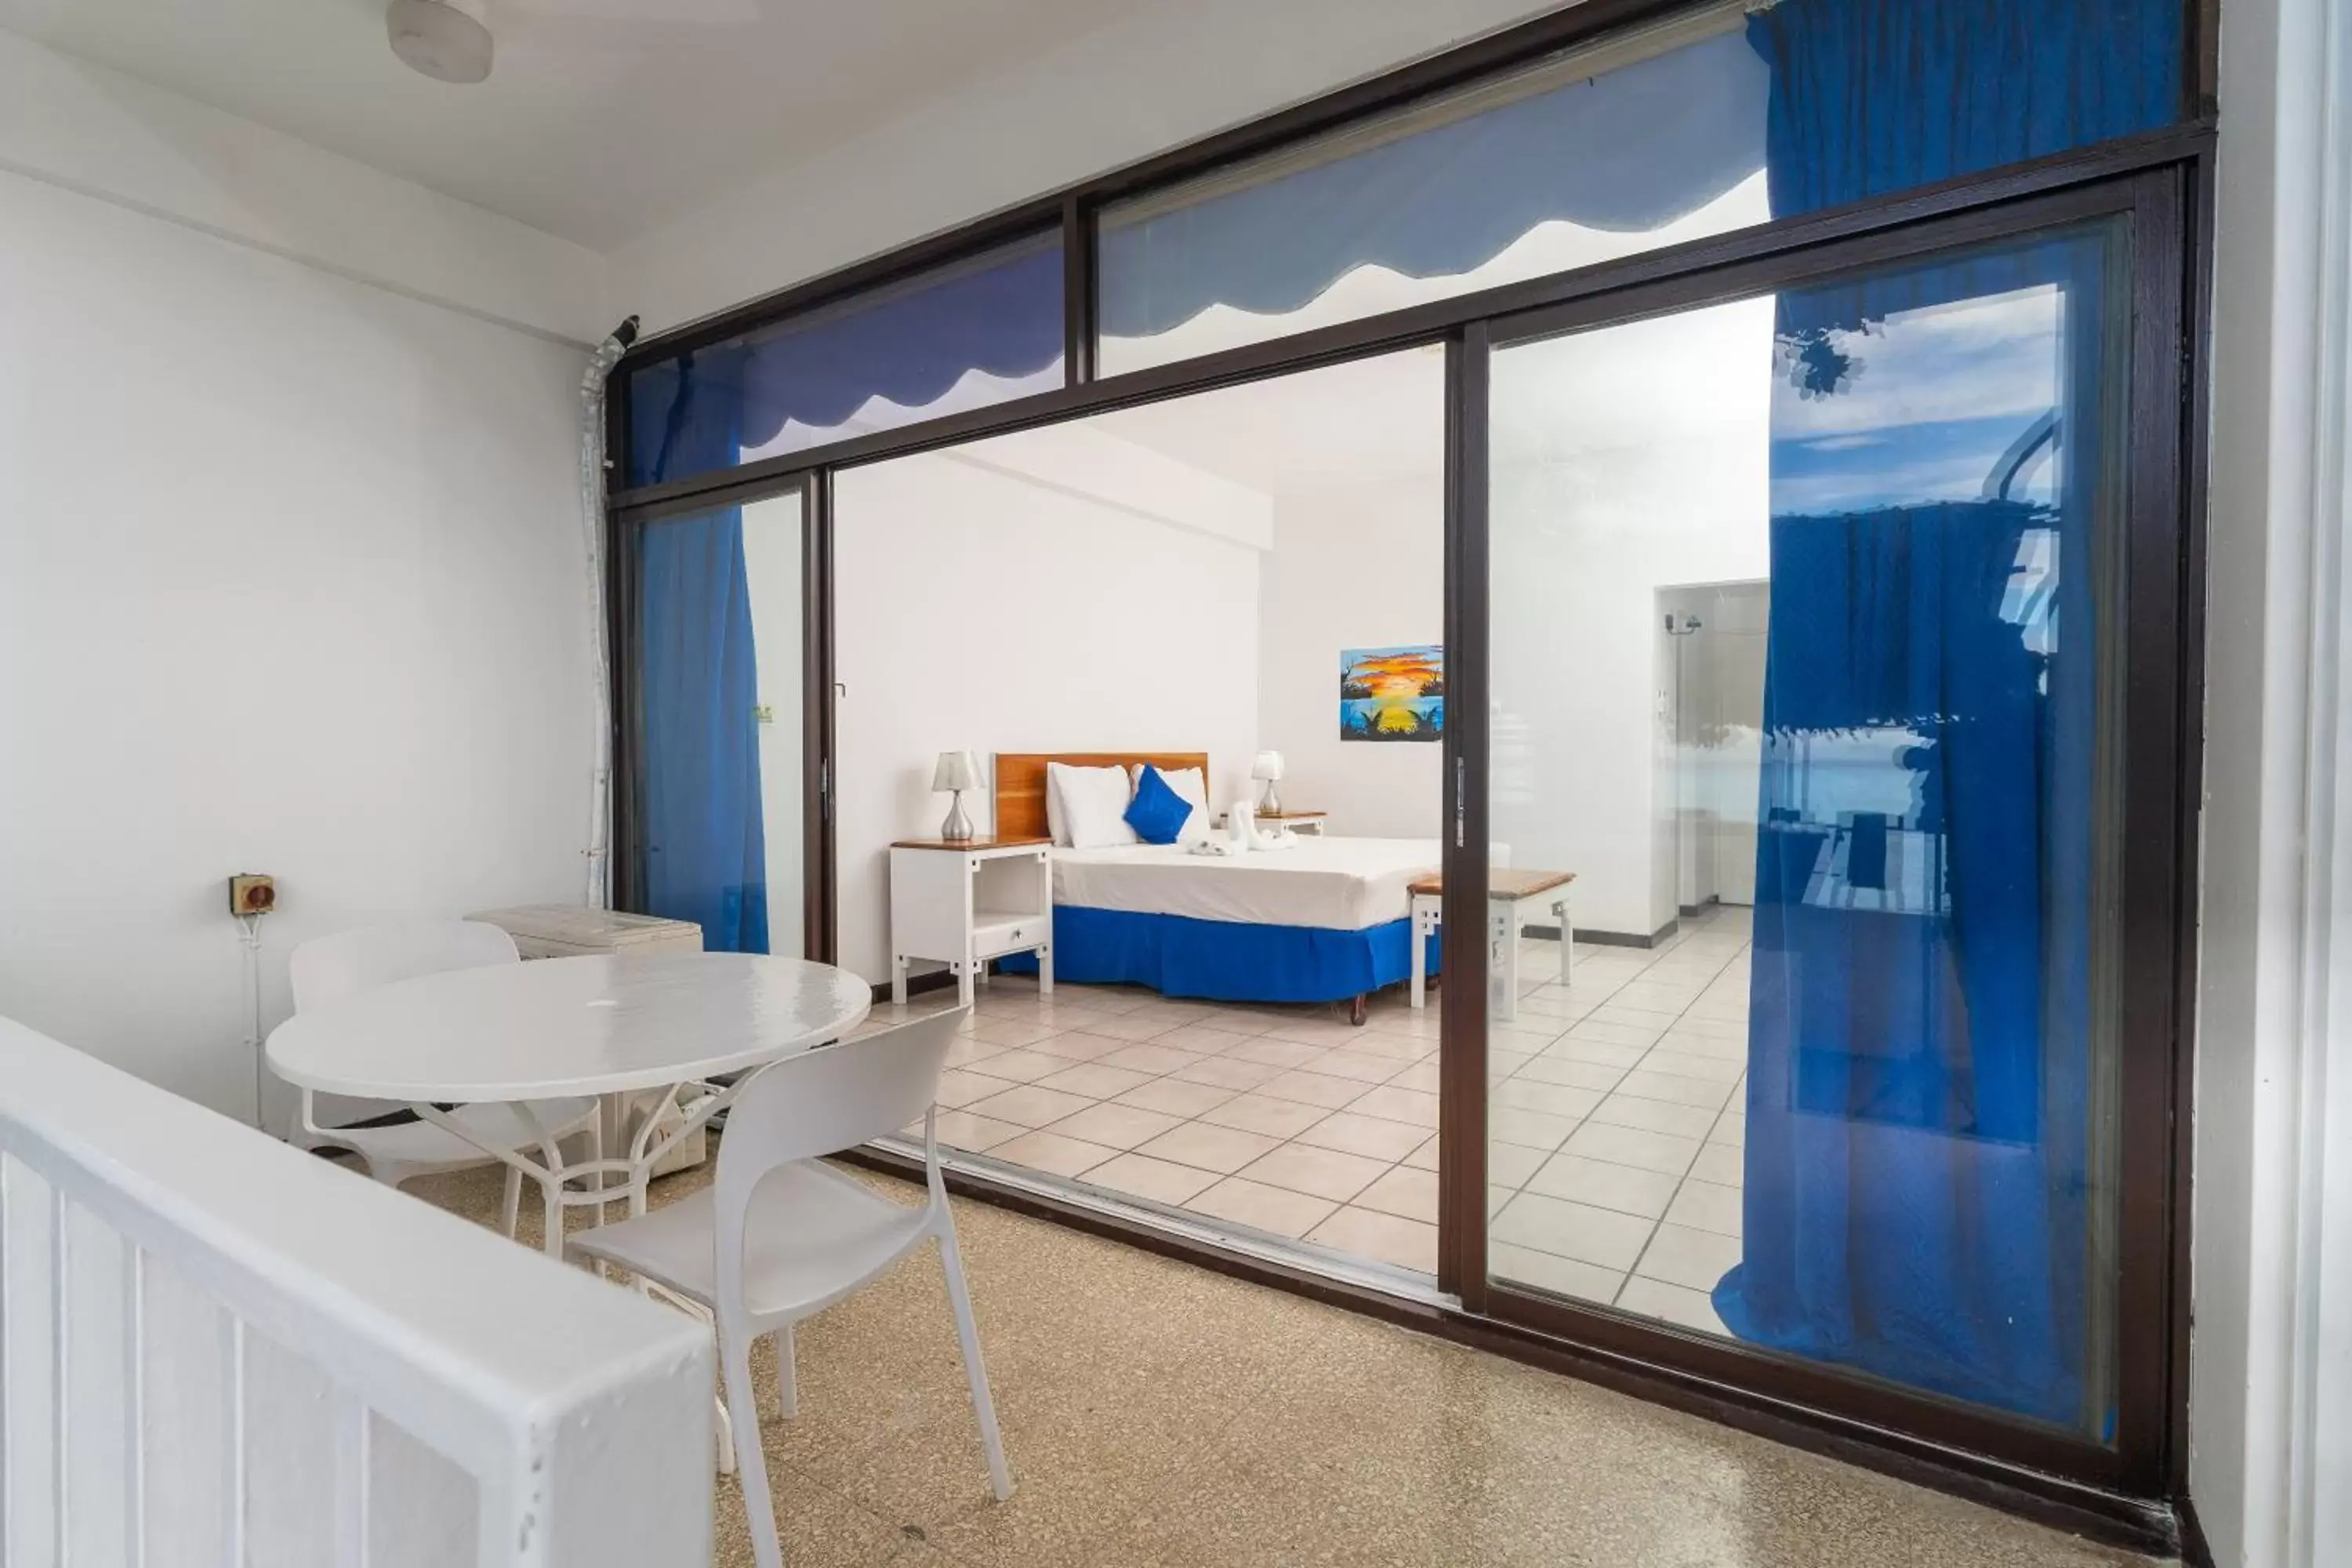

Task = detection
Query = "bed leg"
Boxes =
[1348,993,1369,1027]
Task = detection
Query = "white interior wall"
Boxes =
[1256,477,1446,838]
[0,31,604,345]
[831,445,1266,985]
[1488,297,1775,939]
[0,172,594,1123]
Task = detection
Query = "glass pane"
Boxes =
[1098,0,2178,376]
[626,234,1063,488]
[632,491,806,953]
[1483,220,2127,1438]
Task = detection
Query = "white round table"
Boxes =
[267,950,873,1253]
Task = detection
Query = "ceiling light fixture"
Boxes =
[387,0,494,85]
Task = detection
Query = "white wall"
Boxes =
[0,164,593,1124]
[1488,297,1776,939]
[1258,477,1446,838]
[604,0,1563,334]
[0,31,605,345]
[832,445,1265,984]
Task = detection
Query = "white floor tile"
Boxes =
[1614,1275,1732,1337]
[1634,1223,1744,1291]
[1663,1178,1743,1238]
[1687,1142,1745,1187]
[1563,1120,1700,1178]
[1523,1152,1680,1220]
[988,1130,1122,1179]
[1044,1100,1186,1152]
[1488,1105,1581,1153]
[1490,1192,1657,1272]
[1583,1094,1718,1140]
[1613,1069,1736,1111]
[1490,1243,1623,1305]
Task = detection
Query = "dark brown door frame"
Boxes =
[1445,164,2195,1505]
[604,139,2211,1552]
[610,473,837,963]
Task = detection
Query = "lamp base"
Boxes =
[1256,780,1282,817]
[940,791,975,841]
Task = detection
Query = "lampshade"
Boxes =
[931,750,981,792]
[1251,750,1286,782]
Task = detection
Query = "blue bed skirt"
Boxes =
[998,905,1439,1005]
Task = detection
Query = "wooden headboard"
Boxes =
[993,753,1210,841]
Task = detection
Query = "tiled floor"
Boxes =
[857,906,1753,1334]
[410,1156,2153,1568]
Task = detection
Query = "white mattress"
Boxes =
[1050,837,1446,932]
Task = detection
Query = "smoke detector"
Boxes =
[388,0,493,85]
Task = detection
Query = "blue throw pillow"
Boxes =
[1123,764,1192,845]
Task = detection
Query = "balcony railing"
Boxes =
[0,1014,713,1566]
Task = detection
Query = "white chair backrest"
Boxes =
[715,1011,961,1198]
[289,919,520,1013]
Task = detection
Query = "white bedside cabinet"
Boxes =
[889,837,1054,1007]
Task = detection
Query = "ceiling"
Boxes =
[1087,347,1449,497]
[0,0,1158,248]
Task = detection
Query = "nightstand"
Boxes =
[888,837,1054,1007]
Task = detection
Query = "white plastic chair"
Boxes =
[566,1009,1012,1568]
[285,920,601,1241]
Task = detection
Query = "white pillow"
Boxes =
[1158,766,1210,845]
[1047,763,1138,850]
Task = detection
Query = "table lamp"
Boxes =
[932,750,981,841]
[1251,750,1285,817]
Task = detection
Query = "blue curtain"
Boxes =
[635,358,769,953]
[626,240,1063,486]
[1744,0,2180,220]
[1710,206,2111,1423]
[1707,0,2168,1429]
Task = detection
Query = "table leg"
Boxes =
[1555,895,1573,986]
[1498,906,1524,1022]
[1409,896,1430,1009]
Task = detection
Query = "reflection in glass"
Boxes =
[1485,223,2123,1436]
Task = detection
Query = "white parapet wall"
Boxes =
[0,1014,714,1567]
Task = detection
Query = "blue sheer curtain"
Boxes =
[1711,215,2113,1423]
[1704,0,2166,1432]
[635,360,769,953]
[1744,0,2180,218]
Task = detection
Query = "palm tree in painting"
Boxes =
[1340,645,1444,742]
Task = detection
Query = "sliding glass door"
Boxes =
[1464,191,2177,1457]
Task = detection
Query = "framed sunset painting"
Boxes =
[1340,644,1444,742]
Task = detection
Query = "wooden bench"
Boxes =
[1405,869,1577,1022]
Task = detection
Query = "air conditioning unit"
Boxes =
[468,904,709,1176]
[466,904,703,960]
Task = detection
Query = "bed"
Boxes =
[990,751,1444,1022]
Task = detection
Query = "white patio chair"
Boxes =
[285,920,600,1240]
[566,1008,1012,1568]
